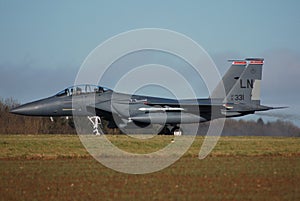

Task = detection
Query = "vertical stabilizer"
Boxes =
[224,58,264,105]
[210,60,247,99]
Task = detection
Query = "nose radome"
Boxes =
[10,104,37,116]
[10,96,60,116]
[9,97,52,116]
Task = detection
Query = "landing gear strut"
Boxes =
[88,116,103,135]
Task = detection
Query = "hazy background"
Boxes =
[0,0,299,125]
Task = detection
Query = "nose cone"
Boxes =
[10,105,28,115]
[10,97,55,116]
[10,102,42,116]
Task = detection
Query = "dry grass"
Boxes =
[0,135,299,201]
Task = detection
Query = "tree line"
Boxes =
[197,118,300,137]
[1,97,299,136]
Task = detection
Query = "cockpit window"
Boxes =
[56,84,111,97]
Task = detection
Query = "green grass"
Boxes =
[0,135,299,201]
[0,135,88,159]
[0,135,299,159]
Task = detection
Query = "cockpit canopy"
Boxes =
[56,84,111,97]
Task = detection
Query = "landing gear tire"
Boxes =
[171,126,182,136]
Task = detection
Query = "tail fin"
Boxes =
[224,58,264,105]
[210,60,247,99]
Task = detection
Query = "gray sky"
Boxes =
[1,0,300,125]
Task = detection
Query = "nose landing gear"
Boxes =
[88,116,103,135]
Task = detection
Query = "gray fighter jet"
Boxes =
[11,58,283,135]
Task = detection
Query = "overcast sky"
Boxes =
[1,0,300,125]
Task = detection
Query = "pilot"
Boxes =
[98,87,104,93]
[76,87,82,95]
[65,89,70,96]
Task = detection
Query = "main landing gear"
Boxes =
[160,125,183,136]
[171,126,183,136]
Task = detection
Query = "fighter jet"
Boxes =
[10,58,283,135]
